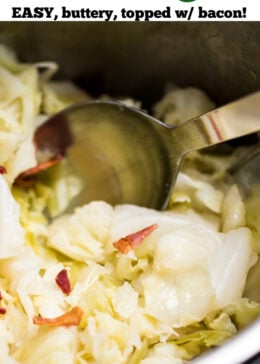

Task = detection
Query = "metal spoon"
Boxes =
[34,91,260,211]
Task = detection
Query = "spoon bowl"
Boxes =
[34,92,260,210]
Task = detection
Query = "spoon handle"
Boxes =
[173,91,260,153]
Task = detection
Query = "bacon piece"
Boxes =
[18,153,63,178]
[0,291,6,314]
[0,166,7,174]
[113,224,158,254]
[55,269,71,295]
[33,306,83,327]
[15,153,63,188]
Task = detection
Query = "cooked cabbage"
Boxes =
[0,46,259,364]
[153,87,215,126]
[0,174,24,258]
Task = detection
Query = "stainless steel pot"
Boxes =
[0,22,259,363]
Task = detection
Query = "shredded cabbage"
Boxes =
[0,175,24,258]
[0,46,259,364]
[153,87,215,126]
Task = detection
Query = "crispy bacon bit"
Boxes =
[55,269,71,295]
[18,153,63,178]
[33,306,83,327]
[0,292,6,314]
[15,153,63,188]
[113,224,158,254]
[0,166,7,174]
